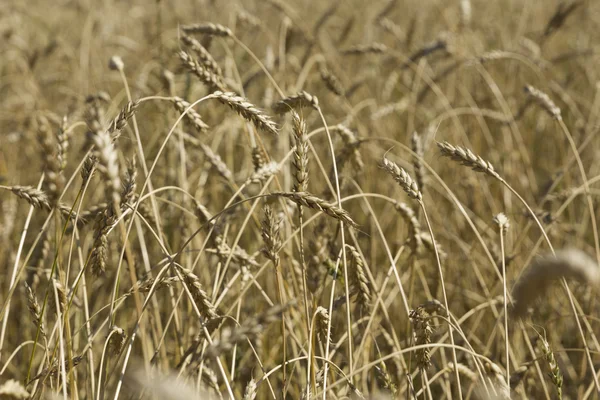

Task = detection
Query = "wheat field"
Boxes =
[1,0,600,399]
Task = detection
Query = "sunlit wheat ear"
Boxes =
[213,91,279,136]
[272,91,319,115]
[409,306,433,370]
[374,361,398,397]
[246,161,279,185]
[333,124,364,170]
[0,379,29,399]
[90,229,109,277]
[512,249,600,317]
[411,131,425,191]
[81,154,97,185]
[346,245,371,312]
[198,143,233,182]
[341,42,388,55]
[37,115,61,201]
[379,157,422,200]
[177,266,219,320]
[484,361,510,400]
[89,128,121,204]
[270,191,358,228]
[121,158,137,206]
[56,115,68,172]
[236,10,261,30]
[172,97,209,133]
[5,185,79,222]
[525,84,562,120]
[536,331,563,398]
[291,111,309,192]
[24,282,46,342]
[251,146,267,171]
[315,306,332,344]
[9,186,52,211]
[436,141,501,180]
[182,22,233,37]
[107,100,139,138]
[319,65,345,96]
[180,34,222,75]
[242,378,257,400]
[178,50,227,92]
[261,205,282,265]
